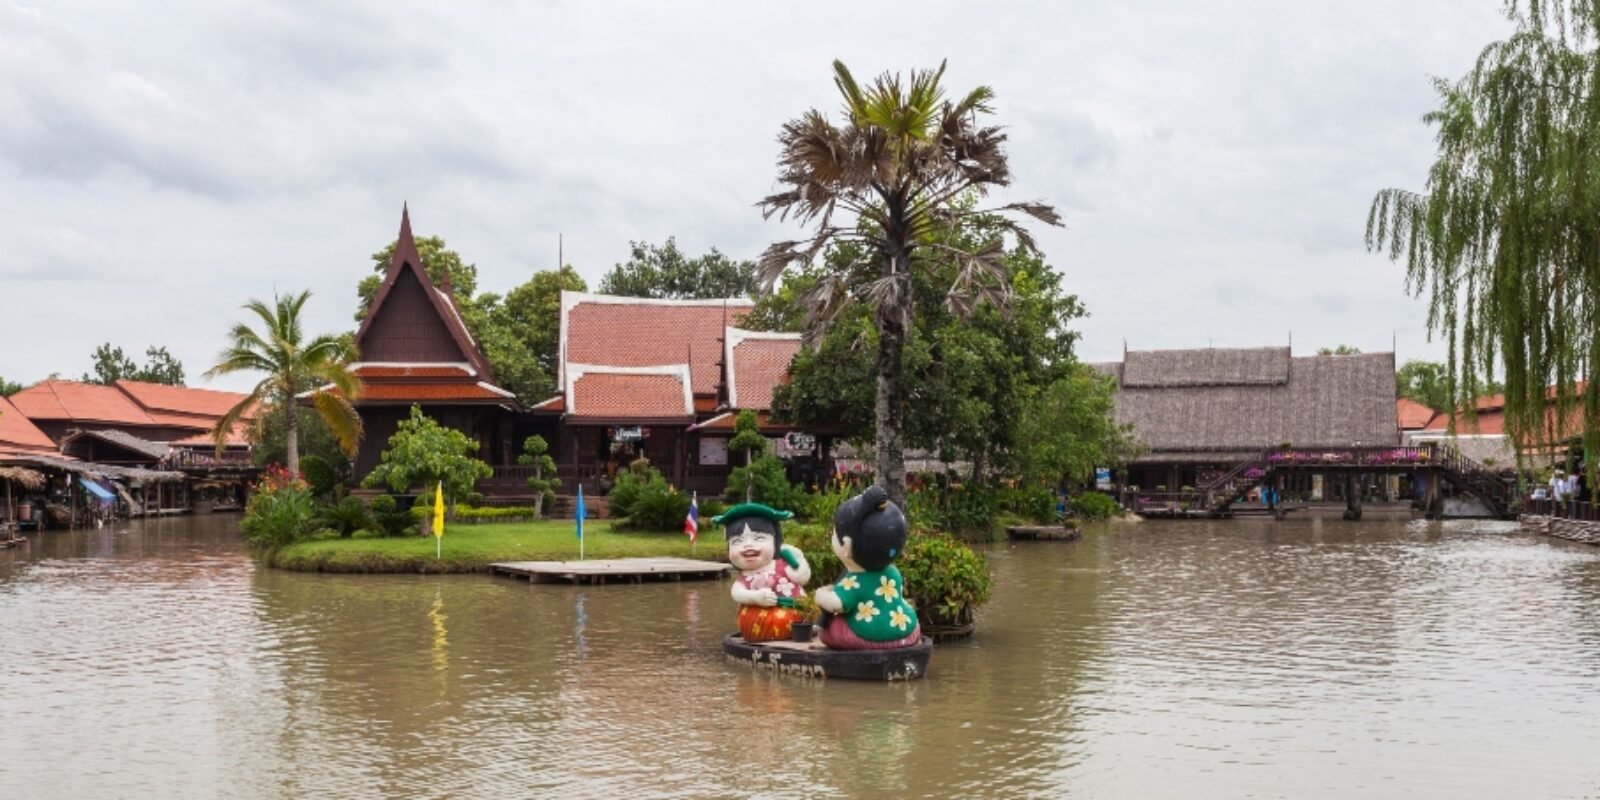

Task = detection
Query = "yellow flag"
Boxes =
[432,481,445,539]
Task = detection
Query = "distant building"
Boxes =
[7,378,254,466]
[1093,347,1400,491]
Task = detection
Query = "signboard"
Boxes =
[1094,468,1112,490]
[1311,474,1324,501]
[698,437,729,466]
[784,432,817,451]
[612,426,645,442]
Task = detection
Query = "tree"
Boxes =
[356,235,480,322]
[599,239,757,299]
[0,377,24,396]
[82,344,186,385]
[518,434,559,519]
[248,403,350,469]
[1014,365,1141,485]
[757,60,1061,507]
[500,266,587,377]
[362,405,492,516]
[1367,1,1600,462]
[1317,345,1362,356]
[727,410,768,502]
[772,217,1085,484]
[205,291,362,474]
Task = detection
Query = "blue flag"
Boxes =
[575,484,585,541]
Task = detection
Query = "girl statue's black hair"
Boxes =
[832,485,907,572]
[724,514,782,551]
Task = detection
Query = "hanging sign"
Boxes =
[613,426,645,442]
[784,432,817,451]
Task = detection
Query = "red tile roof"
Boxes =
[169,428,252,448]
[569,369,692,420]
[689,410,806,433]
[1396,398,1439,431]
[115,380,252,420]
[728,330,801,411]
[561,292,753,395]
[0,395,58,452]
[354,382,514,403]
[9,380,156,426]
[353,364,475,379]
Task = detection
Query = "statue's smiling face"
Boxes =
[728,523,775,571]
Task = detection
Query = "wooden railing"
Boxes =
[167,449,255,468]
[1524,498,1600,521]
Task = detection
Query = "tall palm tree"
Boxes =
[205,291,362,474]
[758,60,1061,507]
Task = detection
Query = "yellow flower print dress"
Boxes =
[824,565,919,645]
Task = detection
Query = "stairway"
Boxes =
[1433,451,1514,518]
[1200,450,1272,511]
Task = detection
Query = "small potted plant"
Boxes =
[783,594,821,642]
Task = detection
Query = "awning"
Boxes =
[79,476,116,504]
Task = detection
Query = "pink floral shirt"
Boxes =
[738,559,803,601]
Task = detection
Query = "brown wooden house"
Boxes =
[334,207,522,483]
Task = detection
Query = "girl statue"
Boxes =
[814,485,921,650]
[715,503,811,642]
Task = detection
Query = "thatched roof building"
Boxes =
[1093,347,1399,478]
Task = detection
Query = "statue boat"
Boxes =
[722,634,932,681]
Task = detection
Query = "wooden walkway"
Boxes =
[490,557,731,585]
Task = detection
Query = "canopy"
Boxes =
[78,476,116,503]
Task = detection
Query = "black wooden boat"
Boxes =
[722,633,931,681]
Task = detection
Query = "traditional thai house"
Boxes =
[1093,347,1401,493]
[537,293,818,495]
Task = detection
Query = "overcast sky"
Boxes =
[0,1,1513,392]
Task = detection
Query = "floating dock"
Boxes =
[490,557,731,585]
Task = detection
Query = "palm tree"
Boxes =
[757,60,1061,507]
[205,291,362,474]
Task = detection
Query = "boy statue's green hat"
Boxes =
[711,502,794,526]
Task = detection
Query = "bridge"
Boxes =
[1132,443,1515,520]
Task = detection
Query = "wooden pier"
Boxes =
[490,557,731,585]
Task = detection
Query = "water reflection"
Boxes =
[1,515,1599,798]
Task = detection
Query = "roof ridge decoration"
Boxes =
[354,205,496,382]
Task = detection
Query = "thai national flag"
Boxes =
[684,491,699,542]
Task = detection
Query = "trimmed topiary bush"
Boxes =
[1070,492,1121,521]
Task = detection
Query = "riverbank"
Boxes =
[268,520,721,573]
[1519,514,1600,546]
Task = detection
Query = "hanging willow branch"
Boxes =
[1368,0,1600,474]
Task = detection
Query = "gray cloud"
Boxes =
[0,0,1516,388]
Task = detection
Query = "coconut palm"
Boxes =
[205,291,362,474]
[757,60,1061,507]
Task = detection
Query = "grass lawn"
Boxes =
[268,520,720,574]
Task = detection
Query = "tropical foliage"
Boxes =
[1367,0,1600,464]
[1070,492,1121,521]
[608,458,692,531]
[205,291,361,474]
[725,454,804,511]
[241,465,316,548]
[360,405,492,514]
[83,343,186,385]
[758,61,1061,506]
[367,495,415,538]
[599,238,757,299]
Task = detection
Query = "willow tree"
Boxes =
[206,291,362,475]
[758,60,1061,507]
[1369,1,1600,471]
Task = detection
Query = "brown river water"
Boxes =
[2,515,1599,799]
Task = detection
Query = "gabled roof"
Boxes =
[566,364,693,421]
[9,380,157,427]
[560,292,754,395]
[354,206,495,381]
[0,395,58,453]
[1397,398,1440,431]
[62,429,171,461]
[1105,349,1400,459]
[115,379,252,422]
[726,328,802,411]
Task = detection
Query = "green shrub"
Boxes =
[611,460,670,519]
[724,454,802,511]
[1070,492,1120,521]
[998,483,1057,523]
[897,532,993,626]
[456,505,539,520]
[626,485,692,531]
[699,498,728,520]
[316,495,371,538]
[300,455,338,499]
[368,495,414,538]
[241,466,315,548]
[465,492,486,507]
[787,522,843,585]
